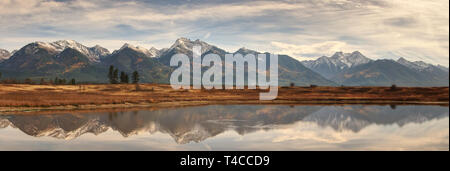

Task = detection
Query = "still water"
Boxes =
[0,105,448,151]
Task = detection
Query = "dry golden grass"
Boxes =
[0,84,448,108]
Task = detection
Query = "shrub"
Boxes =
[390,84,397,90]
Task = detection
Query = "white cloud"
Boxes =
[271,41,353,60]
[0,0,448,66]
[203,32,211,39]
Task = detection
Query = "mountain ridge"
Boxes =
[301,51,373,79]
[0,38,448,86]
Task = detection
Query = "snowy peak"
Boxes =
[169,37,213,54]
[51,40,88,54]
[331,51,345,58]
[303,51,372,69]
[32,41,59,52]
[330,51,372,67]
[89,45,110,58]
[235,47,260,54]
[148,47,161,57]
[397,57,449,72]
[301,51,373,79]
[117,43,155,57]
[15,40,109,62]
[50,40,108,62]
[50,40,79,50]
[397,57,434,71]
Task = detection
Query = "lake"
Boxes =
[0,105,448,151]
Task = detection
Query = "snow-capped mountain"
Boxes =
[90,45,110,59]
[113,43,155,58]
[149,47,161,57]
[157,37,228,66]
[235,47,259,55]
[103,43,173,83]
[301,51,372,79]
[0,49,10,61]
[0,38,448,86]
[234,47,337,86]
[0,42,61,71]
[50,40,110,62]
[397,57,431,70]
[168,37,214,55]
[7,40,110,63]
[331,51,372,67]
[397,57,448,72]
[332,59,449,86]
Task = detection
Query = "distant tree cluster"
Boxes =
[108,65,139,84]
[0,77,76,85]
[53,77,76,85]
[0,79,19,84]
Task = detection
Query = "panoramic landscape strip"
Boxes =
[0,0,448,155]
[0,38,448,87]
[0,38,448,113]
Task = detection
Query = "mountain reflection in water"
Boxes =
[0,105,448,150]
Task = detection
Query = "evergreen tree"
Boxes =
[113,69,119,84]
[54,77,59,85]
[120,71,126,83]
[71,79,76,85]
[125,74,129,84]
[132,71,140,84]
[108,65,115,84]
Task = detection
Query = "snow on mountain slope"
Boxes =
[168,37,213,55]
[149,47,161,57]
[301,51,372,79]
[50,40,110,62]
[114,43,155,57]
[90,45,110,58]
[397,57,448,72]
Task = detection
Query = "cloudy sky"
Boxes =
[0,0,448,66]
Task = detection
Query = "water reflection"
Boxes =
[0,105,448,150]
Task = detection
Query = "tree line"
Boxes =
[108,65,139,84]
[0,77,77,85]
[0,67,139,85]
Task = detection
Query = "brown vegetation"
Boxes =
[0,84,448,112]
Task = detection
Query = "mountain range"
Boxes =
[0,38,448,86]
[301,51,449,86]
[302,51,373,79]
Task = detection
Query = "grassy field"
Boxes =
[0,84,448,113]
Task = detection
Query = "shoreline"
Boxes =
[0,100,448,115]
